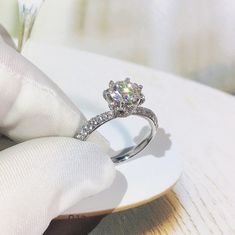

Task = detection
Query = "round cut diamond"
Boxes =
[103,78,145,115]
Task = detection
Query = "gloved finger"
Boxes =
[0,137,115,235]
[0,37,84,141]
[0,33,109,150]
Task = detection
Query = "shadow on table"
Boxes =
[45,190,180,235]
[0,136,16,151]
[133,126,172,159]
[107,127,172,163]
[95,190,180,235]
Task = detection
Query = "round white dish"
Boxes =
[61,110,182,217]
[63,155,181,217]
[23,43,182,217]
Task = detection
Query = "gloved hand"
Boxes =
[0,29,116,234]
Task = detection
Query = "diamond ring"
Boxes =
[74,78,158,164]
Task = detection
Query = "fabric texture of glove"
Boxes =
[0,36,84,141]
[0,137,115,235]
[0,27,116,235]
[0,28,109,150]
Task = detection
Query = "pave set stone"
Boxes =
[76,107,158,141]
[133,107,158,127]
[75,111,114,141]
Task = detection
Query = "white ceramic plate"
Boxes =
[23,43,183,217]
[59,100,182,218]
[61,130,182,217]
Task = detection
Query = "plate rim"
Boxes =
[56,175,181,220]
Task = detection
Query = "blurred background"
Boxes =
[1,0,235,93]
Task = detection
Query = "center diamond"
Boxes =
[103,78,145,115]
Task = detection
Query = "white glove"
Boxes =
[0,30,116,234]
[0,24,108,146]
[0,26,84,141]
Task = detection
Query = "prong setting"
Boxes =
[103,78,145,116]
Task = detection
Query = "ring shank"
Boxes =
[74,107,158,164]
[110,117,157,163]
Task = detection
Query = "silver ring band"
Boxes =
[74,106,158,164]
[74,78,158,164]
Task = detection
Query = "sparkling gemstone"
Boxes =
[112,81,138,104]
[103,79,144,114]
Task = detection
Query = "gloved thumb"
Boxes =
[0,37,83,141]
[0,137,115,235]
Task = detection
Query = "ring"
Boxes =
[74,78,158,164]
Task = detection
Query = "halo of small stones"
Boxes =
[75,107,158,141]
